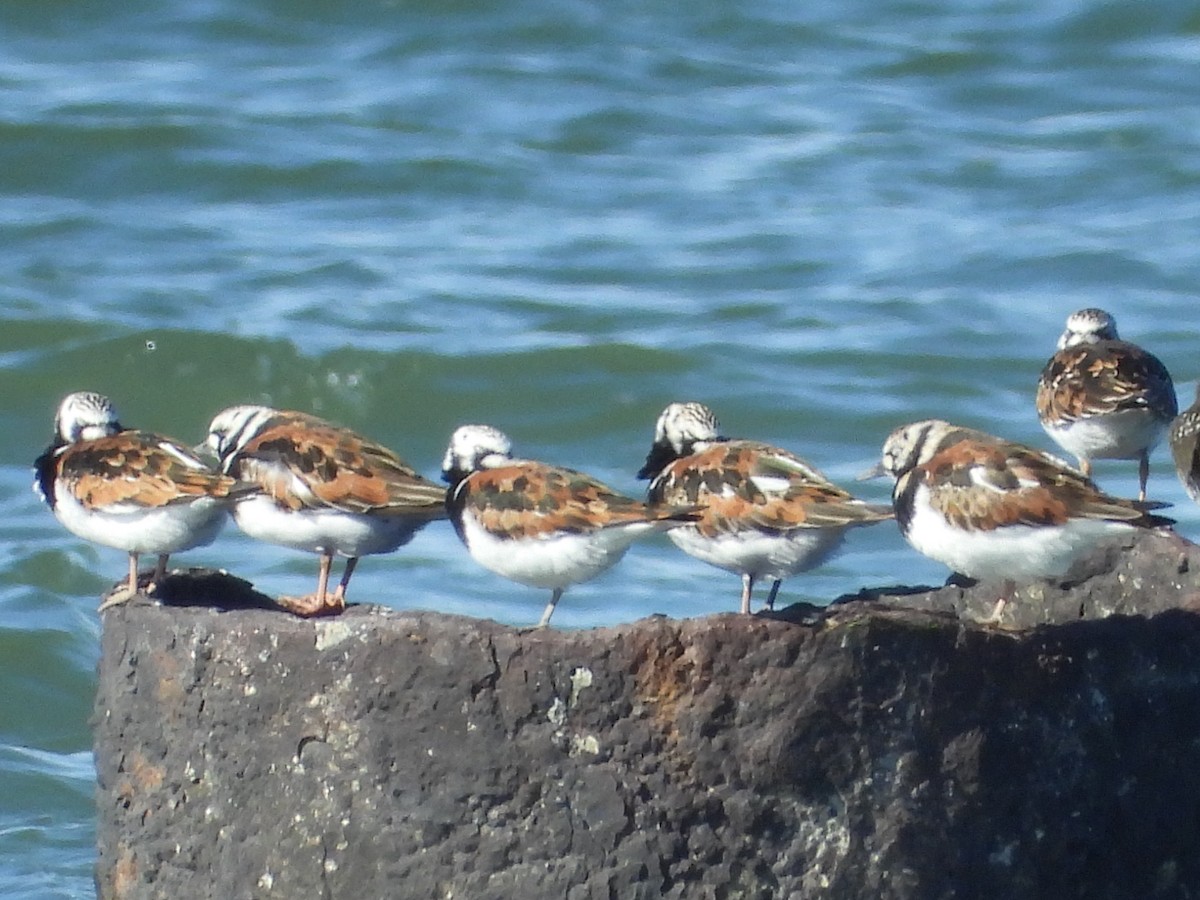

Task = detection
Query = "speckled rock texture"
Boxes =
[95,529,1200,900]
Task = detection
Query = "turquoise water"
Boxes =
[2,0,1199,894]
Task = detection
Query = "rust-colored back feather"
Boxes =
[919,438,1165,532]
[60,431,241,510]
[235,413,446,516]
[464,462,691,540]
[1038,341,1177,424]
[650,441,891,538]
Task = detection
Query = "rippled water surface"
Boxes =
[2,0,1199,894]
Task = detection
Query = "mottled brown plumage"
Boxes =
[62,431,244,510]
[1036,308,1176,501]
[651,442,891,538]
[1169,386,1200,503]
[462,463,685,540]
[876,418,1172,623]
[639,402,891,613]
[35,392,248,607]
[205,405,447,617]
[1036,343,1175,425]
[911,434,1159,533]
[224,410,446,516]
[443,424,697,627]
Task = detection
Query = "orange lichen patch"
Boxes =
[629,628,712,745]
[150,648,187,707]
[110,844,140,898]
[125,750,166,793]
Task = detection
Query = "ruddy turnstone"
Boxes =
[34,391,247,609]
[637,401,893,614]
[1036,307,1177,501]
[872,418,1172,620]
[1169,385,1200,502]
[203,405,447,617]
[441,424,698,628]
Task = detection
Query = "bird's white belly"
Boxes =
[904,491,1134,581]
[667,525,846,581]
[231,496,427,557]
[54,492,228,555]
[459,516,654,591]
[1044,409,1165,462]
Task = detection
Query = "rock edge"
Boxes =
[95,530,1200,899]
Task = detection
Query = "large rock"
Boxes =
[94,530,1200,899]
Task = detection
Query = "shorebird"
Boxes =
[35,391,248,609]
[871,418,1172,621]
[638,401,892,614]
[204,405,447,616]
[1036,307,1177,501]
[442,423,698,627]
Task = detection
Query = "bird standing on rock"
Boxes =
[203,405,447,617]
[442,423,699,628]
[35,391,249,610]
[1036,307,1177,502]
[638,401,893,614]
[869,418,1173,622]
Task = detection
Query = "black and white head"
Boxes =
[1056,308,1119,351]
[204,405,279,471]
[441,424,515,485]
[54,391,123,445]
[637,401,723,480]
[878,419,959,480]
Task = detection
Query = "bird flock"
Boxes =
[34,308,1196,627]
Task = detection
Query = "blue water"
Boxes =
[2,0,1199,894]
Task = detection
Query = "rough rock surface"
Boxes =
[95,530,1200,899]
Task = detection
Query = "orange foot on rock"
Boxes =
[275,593,346,618]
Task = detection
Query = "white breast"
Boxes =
[904,484,1134,581]
[667,525,847,582]
[457,514,657,591]
[1042,409,1167,461]
[53,491,229,555]
[231,495,430,558]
